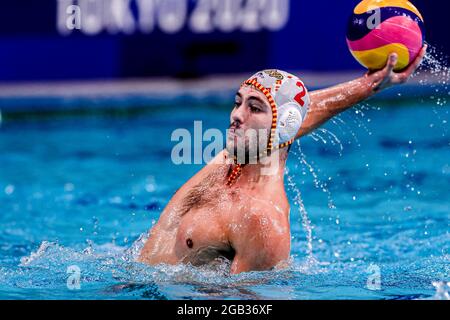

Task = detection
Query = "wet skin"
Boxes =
[139,86,292,274]
[138,48,427,274]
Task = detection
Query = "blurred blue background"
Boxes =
[0,0,448,81]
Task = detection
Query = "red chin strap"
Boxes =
[225,79,294,187]
[226,160,242,187]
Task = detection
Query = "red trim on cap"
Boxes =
[227,78,295,187]
[243,79,278,151]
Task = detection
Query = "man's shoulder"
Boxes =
[227,203,291,269]
[171,149,227,197]
[229,201,290,241]
[242,191,290,223]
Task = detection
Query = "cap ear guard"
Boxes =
[241,70,310,149]
[227,70,309,187]
[276,102,304,144]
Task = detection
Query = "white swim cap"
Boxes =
[226,69,310,187]
[242,69,310,149]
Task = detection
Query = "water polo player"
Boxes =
[139,46,426,274]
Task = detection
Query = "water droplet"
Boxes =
[64,183,74,192]
[109,196,122,204]
[4,184,14,195]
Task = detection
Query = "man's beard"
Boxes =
[226,128,271,165]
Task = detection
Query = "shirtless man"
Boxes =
[139,47,427,274]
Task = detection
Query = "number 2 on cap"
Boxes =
[294,81,306,107]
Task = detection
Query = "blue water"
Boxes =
[0,96,448,300]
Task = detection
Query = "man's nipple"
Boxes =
[186,238,193,248]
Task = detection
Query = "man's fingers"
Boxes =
[404,44,428,75]
[419,43,428,59]
[386,53,398,74]
[366,46,427,89]
[375,53,397,84]
[366,52,398,77]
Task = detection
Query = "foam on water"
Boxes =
[430,281,450,300]
[0,235,333,299]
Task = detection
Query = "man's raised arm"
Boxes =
[296,45,427,139]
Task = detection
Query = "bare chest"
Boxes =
[173,187,241,265]
[173,185,289,266]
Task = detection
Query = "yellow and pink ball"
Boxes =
[347,0,425,71]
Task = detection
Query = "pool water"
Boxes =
[0,97,448,300]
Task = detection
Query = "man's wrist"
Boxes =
[365,71,392,95]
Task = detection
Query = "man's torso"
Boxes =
[139,151,291,268]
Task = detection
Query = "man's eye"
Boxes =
[250,105,261,112]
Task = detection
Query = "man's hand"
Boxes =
[295,45,428,139]
[367,44,428,93]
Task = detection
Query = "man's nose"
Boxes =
[231,105,247,125]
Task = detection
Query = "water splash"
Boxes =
[319,128,344,154]
[416,44,450,107]
[291,140,336,210]
[352,107,373,138]
[286,168,314,258]
[6,237,326,300]
[121,232,149,263]
[311,128,344,156]
[309,130,328,145]
[285,130,345,262]
[19,241,56,266]
[431,281,450,300]
[331,115,361,147]
[415,44,450,136]
[282,44,450,282]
